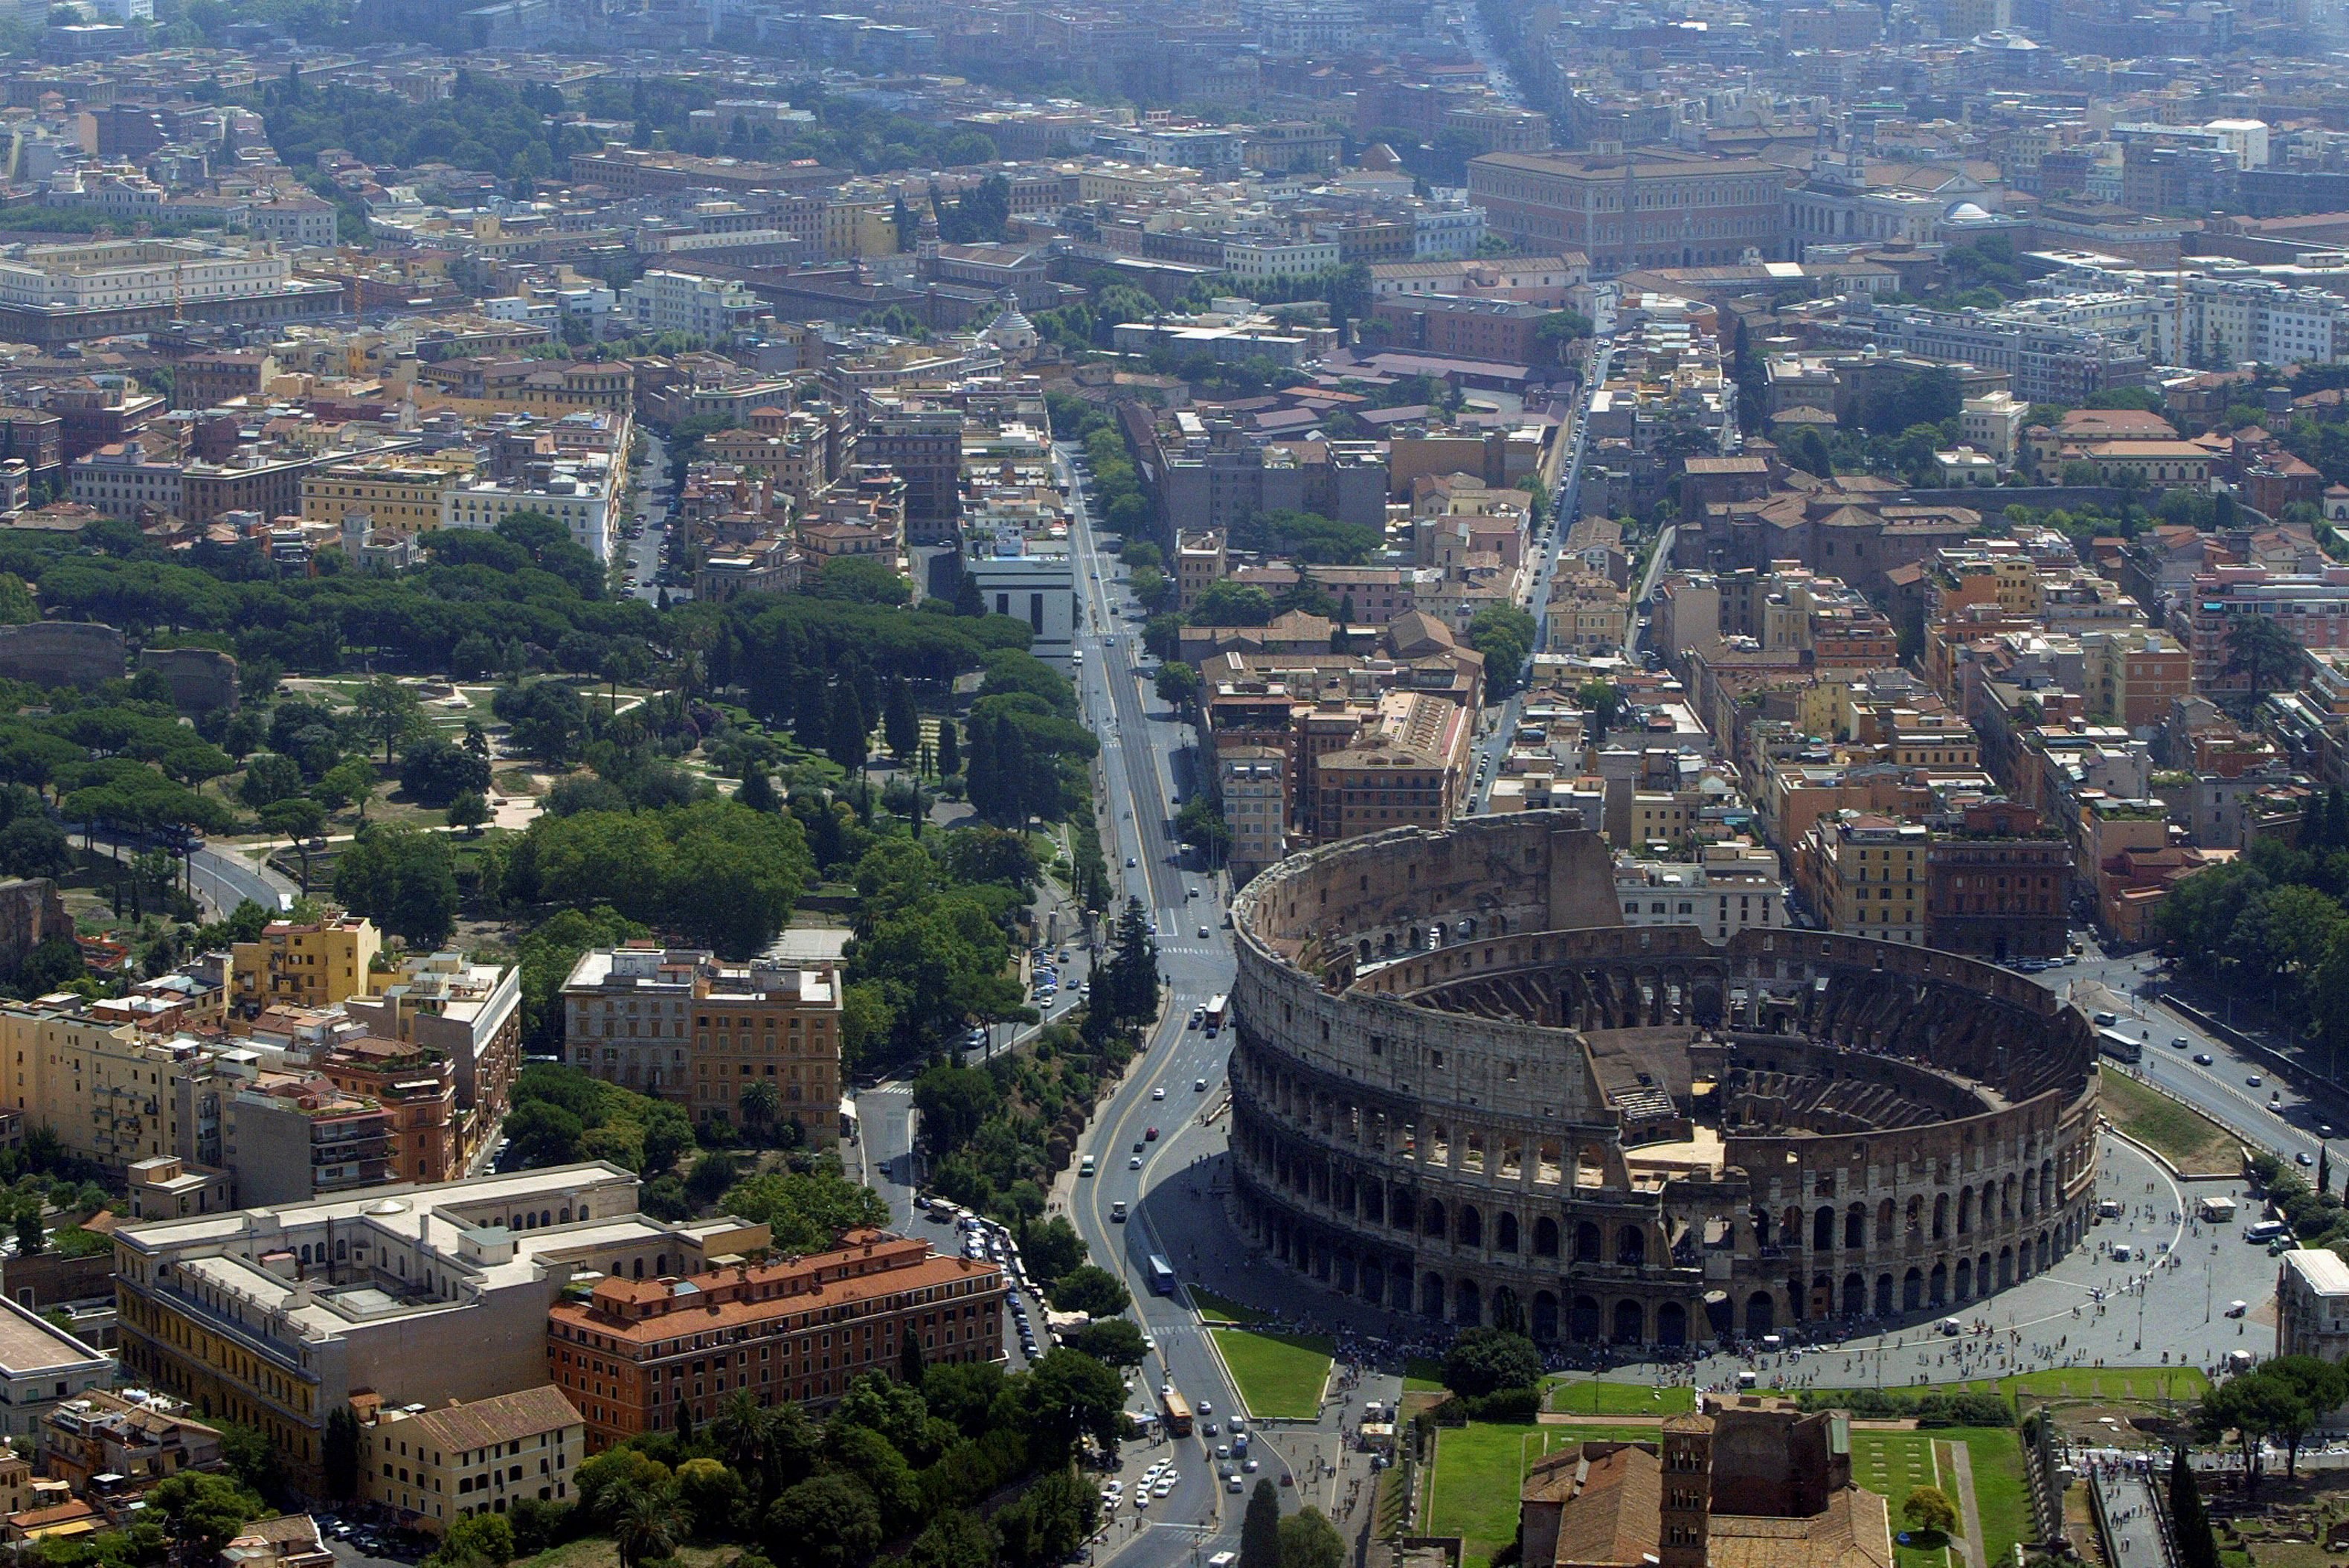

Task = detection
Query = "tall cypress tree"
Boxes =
[883,676,920,759]
[2171,1444,2220,1568]
[791,669,829,751]
[964,715,994,819]
[1240,1479,1282,1568]
[937,718,961,779]
[826,683,868,772]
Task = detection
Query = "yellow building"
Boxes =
[1801,811,1927,945]
[0,1009,216,1174]
[356,1386,584,1534]
[300,460,466,539]
[231,915,380,1016]
[823,198,900,260]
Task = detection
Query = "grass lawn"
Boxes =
[1425,1425,1662,1568]
[516,1544,737,1568]
[1209,1327,1331,1419]
[2098,1066,2243,1174]
[1189,1287,1267,1326]
[1941,1426,2028,1568]
[1827,1366,2205,1407]
[1851,1430,1951,1568]
[1404,1356,1446,1392]
[1543,1378,1694,1416]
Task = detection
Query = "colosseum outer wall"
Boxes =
[1226,812,2102,1345]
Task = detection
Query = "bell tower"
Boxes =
[1659,1411,1715,1568]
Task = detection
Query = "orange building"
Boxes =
[316,1036,459,1186]
[545,1230,1005,1450]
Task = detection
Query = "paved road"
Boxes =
[622,431,671,603]
[2094,1464,2175,1568]
[2046,940,2329,1169]
[81,828,298,918]
[1053,442,1269,1567]
[1472,309,1616,811]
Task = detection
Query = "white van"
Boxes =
[1079,1154,1096,1177]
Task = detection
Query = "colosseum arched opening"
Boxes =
[1224,812,2101,1349]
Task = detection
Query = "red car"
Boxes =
[1145,1126,1159,1140]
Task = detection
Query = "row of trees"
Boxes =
[2154,805,2349,1070]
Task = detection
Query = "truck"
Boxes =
[1147,1254,1178,1297]
[1203,995,1230,1037]
[1160,1387,1194,1437]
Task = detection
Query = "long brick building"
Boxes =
[545,1230,1005,1450]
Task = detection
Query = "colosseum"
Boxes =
[1225,811,2101,1346]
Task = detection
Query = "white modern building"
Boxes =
[443,454,620,561]
[964,530,1078,655]
[617,269,762,338]
[1218,238,1343,283]
[1414,204,1489,259]
[1613,844,1789,939]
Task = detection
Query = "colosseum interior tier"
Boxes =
[1224,812,2101,1344]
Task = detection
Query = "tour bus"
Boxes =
[1203,995,1230,1037]
[1148,1254,1179,1296]
[2095,1026,2144,1064]
[2246,1218,2290,1243]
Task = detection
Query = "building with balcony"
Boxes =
[229,915,379,1017]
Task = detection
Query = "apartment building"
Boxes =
[854,406,962,543]
[1614,844,1789,939]
[223,1073,393,1205]
[618,270,762,338]
[299,460,462,540]
[315,1038,457,1187]
[0,1298,109,1450]
[1923,801,2075,960]
[1308,691,1470,842]
[1799,811,1928,945]
[1845,301,2149,405]
[42,1388,222,1494]
[1220,746,1289,887]
[1960,391,2028,468]
[0,1012,225,1176]
[356,1384,583,1535]
[2185,565,2349,695]
[113,1164,759,1491]
[341,951,522,1173]
[443,460,619,563]
[561,949,841,1144]
[1174,530,1227,612]
[545,1230,1004,1451]
[229,915,380,1017]
[2081,629,2191,730]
